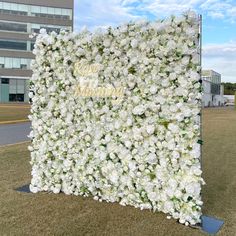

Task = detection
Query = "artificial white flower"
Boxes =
[29,12,203,226]
[131,39,138,48]
[146,125,155,135]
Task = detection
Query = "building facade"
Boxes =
[0,0,73,102]
[202,70,224,107]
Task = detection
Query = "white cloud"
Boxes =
[74,0,140,31]
[74,0,236,30]
[137,0,236,22]
[74,0,236,82]
[74,0,206,31]
[135,0,204,17]
[203,42,236,82]
[208,11,224,19]
[200,0,236,22]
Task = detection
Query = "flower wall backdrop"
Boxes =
[29,12,204,225]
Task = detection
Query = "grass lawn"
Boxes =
[0,103,30,123]
[0,107,235,236]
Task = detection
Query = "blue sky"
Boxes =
[74,0,236,82]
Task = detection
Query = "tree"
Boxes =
[222,83,236,95]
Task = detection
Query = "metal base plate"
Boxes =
[15,184,31,193]
[201,215,224,234]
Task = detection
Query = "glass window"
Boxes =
[27,59,31,68]
[54,8,62,15]
[67,9,72,16]
[31,24,40,33]
[0,2,72,19]
[20,58,27,65]
[5,57,12,68]
[0,57,31,69]
[0,57,4,64]
[20,58,28,69]
[12,58,21,68]
[3,2,11,10]
[1,78,9,84]
[69,9,72,19]
[9,94,16,101]
[41,7,47,14]
[31,24,38,29]
[61,9,72,19]
[0,21,27,32]
[17,94,24,102]
[31,28,39,33]
[31,6,40,13]
[48,7,54,15]
[0,40,27,51]
[18,4,28,12]
[31,24,71,34]
[61,9,67,16]
[11,3,18,11]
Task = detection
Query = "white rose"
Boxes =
[146,125,155,134]
[29,184,39,193]
[150,85,157,94]
[104,39,111,47]
[131,39,138,48]
[168,123,179,133]
[132,105,145,115]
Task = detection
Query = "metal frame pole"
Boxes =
[199,14,202,169]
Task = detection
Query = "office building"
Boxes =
[202,70,224,107]
[0,0,74,102]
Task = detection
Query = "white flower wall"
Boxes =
[29,12,204,225]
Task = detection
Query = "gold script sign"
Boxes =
[74,86,124,98]
[73,60,125,104]
[74,85,124,105]
[74,61,100,77]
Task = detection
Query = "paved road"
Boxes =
[0,122,31,146]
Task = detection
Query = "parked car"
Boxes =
[225,102,235,106]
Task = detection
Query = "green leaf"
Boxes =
[128,66,136,74]
[197,140,203,145]
[160,121,170,128]
[149,173,156,180]
[98,46,105,55]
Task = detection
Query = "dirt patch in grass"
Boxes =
[0,107,235,235]
[0,104,30,123]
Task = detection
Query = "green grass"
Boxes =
[0,104,30,123]
[0,107,236,235]
[201,107,236,235]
